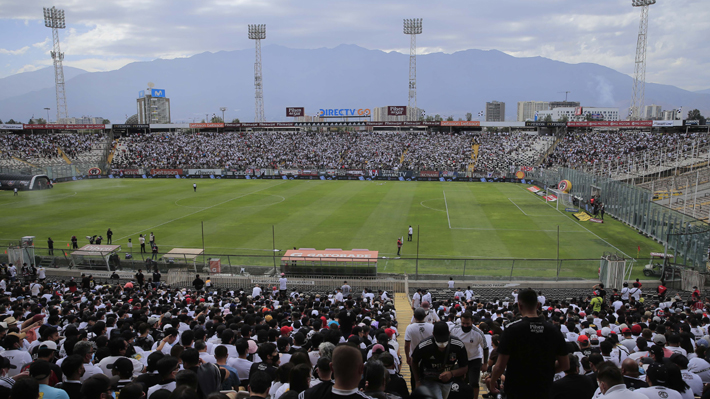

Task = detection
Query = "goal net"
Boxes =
[549,188,578,211]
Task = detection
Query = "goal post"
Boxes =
[549,188,578,212]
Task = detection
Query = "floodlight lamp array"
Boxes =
[403,19,422,35]
[248,24,266,40]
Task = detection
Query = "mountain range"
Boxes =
[0,44,708,123]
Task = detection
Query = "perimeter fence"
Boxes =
[0,245,658,282]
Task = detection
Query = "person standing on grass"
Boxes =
[13,188,17,196]
[193,183,197,192]
[71,235,78,249]
[397,238,402,256]
[408,225,413,242]
[149,232,155,246]
[47,237,54,255]
[106,228,113,244]
[151,244,158,261]
[139,234,146,253]
[600,203,605,220]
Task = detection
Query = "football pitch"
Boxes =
[0,179,664,279]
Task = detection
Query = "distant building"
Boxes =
[517,101,550,122]
[644,105,662,119]
[372,106,424,122]
[486,101,505,122]
[549,101,581,109]
[58,116,106,124]
[663,109,679,120]
[536,107,619,122]
[137,88,171,124]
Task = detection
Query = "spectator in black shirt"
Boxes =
[549,354,595,399]
[621,358,648,390]
[411,322,468,399]
[58,355,84,399]
[490,288,569,399]
[135,270,145,288]
[249,343,278,382]
[153,269,161,287]
[248,371,271,399]
[300,345,373,399]
[193,275,205,291]
[338,301,357,337]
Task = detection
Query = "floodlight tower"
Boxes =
[403,18,422,121]
[248,24,266,122]
[629,0,656,120]
[43,6,68,122]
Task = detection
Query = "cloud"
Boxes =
[13,63,43,73]
[0,0,707,90]
[0,46,30,55]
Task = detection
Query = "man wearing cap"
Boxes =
[490,288,569,399]
[278,273,287,297]
[97,338,145,376]
[30,361,69,399]
[1,333,32,377]
[671,354,702,396]
[147,357,179,399]
[635,363,684,399]
[0,355,17,388]
[108,357,134,391]
[21,340,63,385]
[594,361,647,399]
[450,312,487,399]
[411,321,468,399]
[620,327,636,353]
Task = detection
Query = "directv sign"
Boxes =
[318,108,371,117]
[151,89,166,98]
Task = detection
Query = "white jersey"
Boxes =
[412,293,421,308]
[404,322,434,356]
[0,349,31,377]
[410,309,439,324]
[252,286,262,297]
[634,386,683,399]
[450,324,487,360]
[448,280,454,289]
[688,357,710,383]
[279,278,287,290]
[681,370,703,396]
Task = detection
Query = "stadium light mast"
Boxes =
[43,6,68,123]
[220,107,227,122]
[629,0,656,121]
[403,18,422,121]
[248,24,266,122]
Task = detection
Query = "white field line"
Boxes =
[443,190,452,229]
[508,198,528,216]
[115,181,287,242]
[507,197,566,217]
[518,185,633,258]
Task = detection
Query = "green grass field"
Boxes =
[0,179,665,279]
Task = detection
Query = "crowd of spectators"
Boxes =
[111,131,549,173]
[546,131,708,174]
[1,265,710,399]
[0,133,107,165]
[473,132,553,173]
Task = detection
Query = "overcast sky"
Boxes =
[0,0,708,91]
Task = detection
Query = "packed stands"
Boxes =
[0,132,109,167]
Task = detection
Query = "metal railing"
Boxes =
[0,246,663,282]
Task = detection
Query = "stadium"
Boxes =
[2,2,710,399]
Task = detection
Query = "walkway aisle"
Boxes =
[394,292,487,398]
[394,292,413,390]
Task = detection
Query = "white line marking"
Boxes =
[518,185,633,258]
[443,190,452,228]
[506,197,566,217]
[449,227,586,232]
[508,198,528,216]
[419,198,447,212]
[115,181,287,242]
